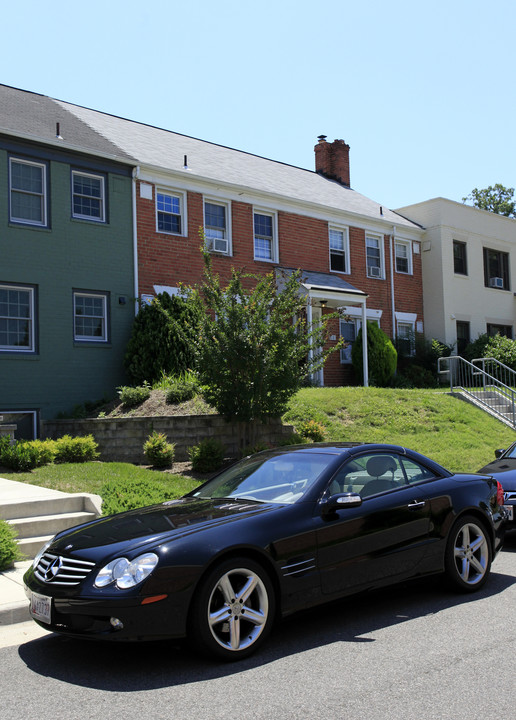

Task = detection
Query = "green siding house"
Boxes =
[0,85,136,437]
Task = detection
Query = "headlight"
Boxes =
[32,538,55,569]
[95,552,159,589]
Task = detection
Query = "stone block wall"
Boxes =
[42,415,294,464]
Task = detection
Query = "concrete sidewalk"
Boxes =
[0,477,100,628]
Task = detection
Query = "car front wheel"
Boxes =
[445,515,492,592]
[190,557,275,660]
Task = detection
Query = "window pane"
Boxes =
[205,203,226,229]
[11,162,43,193]
[330,250,346,272]
[0,287,33,350]
[74,294,106,340]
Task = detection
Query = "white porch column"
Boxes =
[361,301,369,387]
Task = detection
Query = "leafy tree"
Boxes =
[194,249,341,441]
[462,184,516,217]
[351,321,397,387]
[124,291,204,385]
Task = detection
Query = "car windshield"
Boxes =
[191,451,334,504]
[504,445,516,459]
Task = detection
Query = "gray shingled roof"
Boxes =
[0,84,419,230]
[0,84,135,163]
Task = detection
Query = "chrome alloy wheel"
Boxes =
[452,521,489,585]
[207,567,269,652]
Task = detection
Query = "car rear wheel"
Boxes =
[190,557,275,661]
[445,515,492,592]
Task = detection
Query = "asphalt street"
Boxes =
[2,536,516,720]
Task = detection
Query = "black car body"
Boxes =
[479,442,516,531]
[24,443,505,660]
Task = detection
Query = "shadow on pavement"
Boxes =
[18,565,516,691]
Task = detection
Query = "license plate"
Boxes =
[504,505,514,521]
[30,591,52,624]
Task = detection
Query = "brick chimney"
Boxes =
[314,136,350,187]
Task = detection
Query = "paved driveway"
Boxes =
[2,537,516,720]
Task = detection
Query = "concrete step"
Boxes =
[17,534,56,560]
[8,510,98,540]
[0,494,89,521]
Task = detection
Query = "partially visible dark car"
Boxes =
[479,442,516,531]
[24,443,505,661]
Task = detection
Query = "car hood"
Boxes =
[50,497,283,557]
[478,460,516,489]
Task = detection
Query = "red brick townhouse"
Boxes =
[57,100,425,385]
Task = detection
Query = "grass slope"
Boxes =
[283,387,515,472]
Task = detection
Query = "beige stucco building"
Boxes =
[396,197,516,351]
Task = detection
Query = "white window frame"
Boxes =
[253,208,278,262]
[73,291,108,343]
[71,170,106,222]
[395,239,412,275]
[0,283,36,353]
[203,198,232,255]
[156,188,187,236]
[9,157,47,226]
[365,232,384,279]
[329,225,350,274]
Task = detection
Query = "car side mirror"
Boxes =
[320,492,362,517]
[495,449,505,459]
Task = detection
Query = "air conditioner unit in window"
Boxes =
[368,266,381,278]
[489,277,504,288]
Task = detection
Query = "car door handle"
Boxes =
[407,500,426,510]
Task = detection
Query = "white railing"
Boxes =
[437,356,516,428]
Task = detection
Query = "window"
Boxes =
[157,190,185,234]
[340,316,380,364]
[366,233,383,278]
[395,241,412,274]
[0,284,36,352]
[329,227,349,273]
[254,211,277,261]
[456,321,470,355]
[487,323,512,339]
[328,452,436,498]
[72,171,105,222]
[453,240,467,275]
[0,410,38,440]
[204,200,230,254]
[9,158,47,226]
[397,321,415,356]
[483,247,509,290]
[73,291,109,342]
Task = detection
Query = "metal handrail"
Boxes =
[438,355,516,428]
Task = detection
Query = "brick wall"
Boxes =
[135,181,424,386]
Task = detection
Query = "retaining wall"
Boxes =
[42,415,293,464]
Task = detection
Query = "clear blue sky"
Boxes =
[2,0,514,209]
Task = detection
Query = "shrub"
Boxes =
[188,437,225,473]
[297,419,326,442]
[117,382,151,407]
[124,292,204,386]
[165,371,200,404]
[101,478,178,516]
[352,321,397,386]
[0,520,22,570]
[54,435,99,463]
[462,333,491,363]
[277,432,306,446]
[30,439,57,466]
[483,333,516,372]
[143,431,175,468]
[0,442,40,471]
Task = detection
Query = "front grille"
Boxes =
[34,552,96,586]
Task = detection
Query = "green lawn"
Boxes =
[1,461,199,498]
[2,387,514,499]
[283,387,515,472]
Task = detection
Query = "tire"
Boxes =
[444,515,492,592]
[189,557,275,661]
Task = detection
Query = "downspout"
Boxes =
[390,225,396,340]
[132,166,140,315]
